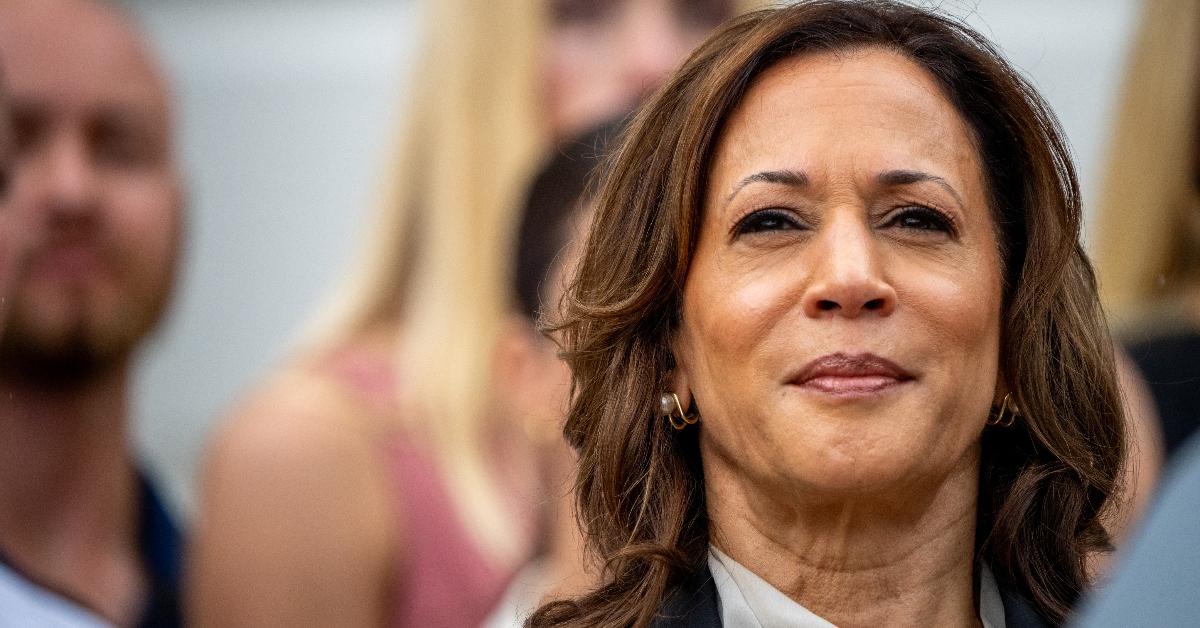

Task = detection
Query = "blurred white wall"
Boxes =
[124,0,420,516]
[954,0,1141,238]
[122,0,1141,518]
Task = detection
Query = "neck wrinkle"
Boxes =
[706,447,982,628]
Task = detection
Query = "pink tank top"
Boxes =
[325,347,518,627]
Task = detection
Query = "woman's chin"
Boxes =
[761,435,956,500]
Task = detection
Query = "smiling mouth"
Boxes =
[790,352,914,397]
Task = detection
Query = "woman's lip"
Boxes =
[799,375,909,396]
[789,352,915,389]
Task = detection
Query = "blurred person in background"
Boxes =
[0,67,16,325]
[1094,0,1200,463]
[1072,428,1200,628]
[0,0,185,627]
[480,119,626,627]
[189,1,758,626]
[0,68,9,195]
[1069,3,1200,624]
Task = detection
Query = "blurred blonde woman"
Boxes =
[188,1,758,626]
[1095,0,1200,459]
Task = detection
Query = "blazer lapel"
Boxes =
[1000,587,1054,628]
[652,565,722,628]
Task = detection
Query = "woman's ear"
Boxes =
[667,329,695,412]
[668,364,693,412]
[992,377,1011,406]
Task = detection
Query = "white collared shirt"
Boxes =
[707,545,1006,628]
[0,559,111,628]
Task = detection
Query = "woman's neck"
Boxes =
[705,449,982,628]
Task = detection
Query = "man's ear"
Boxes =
[495,315,542,408]
[495,314,573,439]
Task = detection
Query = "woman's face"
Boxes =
[544,0,733,141]
[673,48,1004,500]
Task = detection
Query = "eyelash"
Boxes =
[731,205,958,237]
[732,208,802,235]
[885,205,957,234]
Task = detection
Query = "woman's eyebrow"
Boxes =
[878,169,965,209]
[724,169,808,205]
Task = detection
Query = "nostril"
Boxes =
[817,299,839,311]
[864,298,885,311]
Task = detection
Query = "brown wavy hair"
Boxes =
[532,2,1125,626]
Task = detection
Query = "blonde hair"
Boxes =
[308,0,768,566]
[1094,0,1200,321]
[304,0,545,564]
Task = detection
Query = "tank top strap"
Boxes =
[384,432,515,627]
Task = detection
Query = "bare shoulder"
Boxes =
[190,361,399,626]
[205,361,395,506]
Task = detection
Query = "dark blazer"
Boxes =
[651,565,1052,628]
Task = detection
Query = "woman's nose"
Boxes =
[801,222,897,319]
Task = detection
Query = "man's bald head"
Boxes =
[0,0,183,384]
[0,0,171,112]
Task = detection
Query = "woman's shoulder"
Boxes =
[217,330,404,445]
[199,352,400,546]
[202,339,404,530]
[208,364,389,482]
[189,351,401,624]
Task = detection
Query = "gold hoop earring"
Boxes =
[660,392,699,431]
[988,393,1019,428]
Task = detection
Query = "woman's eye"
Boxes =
[889,206,954,234]
[733,209,802,235]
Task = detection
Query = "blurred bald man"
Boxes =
[0,1,184,626]
[0,67,14,294]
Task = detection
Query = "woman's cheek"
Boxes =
[691,262,793,360]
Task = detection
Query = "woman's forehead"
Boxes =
[706,48,983,200]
